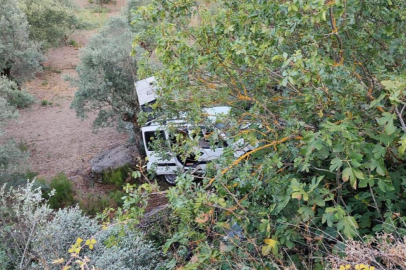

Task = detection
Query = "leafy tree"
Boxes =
[0,0,43,84]
[127,0,157,54]
[134,0,406,268]
[71,15,141,138]
[17,0,83,49]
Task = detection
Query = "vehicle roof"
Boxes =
[135,76,157,107]
[203,106,230,120]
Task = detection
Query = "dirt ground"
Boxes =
[3,0,130,192]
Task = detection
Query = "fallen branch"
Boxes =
[205,135,302,187]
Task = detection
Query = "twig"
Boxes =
[395,105,406,133]
[219,182,247,212]
[19,219,37,269]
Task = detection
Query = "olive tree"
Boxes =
[71,16,142,138]
[0,0,43,84]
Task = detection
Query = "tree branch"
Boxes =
[395,105,406,133]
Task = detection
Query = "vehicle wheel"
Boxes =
[164,174,177,185]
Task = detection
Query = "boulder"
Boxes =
[90,144,139,175]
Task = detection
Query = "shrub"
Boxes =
[0,0,43,84]
[102,166,129,186]
[0,77,31,186]
[0,182,54,269]
[94,0,114,6]
[47,173,75,209]
[17,0,83,49]
[32,206,99,269]
[0,76,34,108]
[78,192,114,216]
[0,140,29,186]
[0,181,163,270]
[108,189,125,206]
[90,225,163,270]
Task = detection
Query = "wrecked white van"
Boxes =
[135,77,251,184]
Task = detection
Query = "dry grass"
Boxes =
[329,233,406,270]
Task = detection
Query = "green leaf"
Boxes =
[342,167,353,182]
[337,216,359,239]
[376,112,396,135]
[342,167,358,189]
[381,80,397,90]
[262,239,279,255]
[329,157,342,171]
[398,135,406,155]
[372,144,386,159]
[359,177,374,188]
[353,168,364,180]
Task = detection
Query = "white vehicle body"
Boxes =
[135,77,251,184]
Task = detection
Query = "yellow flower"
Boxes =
[68,245,75,253]
[76,238,83,245]
[85,238,97,250]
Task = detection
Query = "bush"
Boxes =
[102,166,129,186]
[108,189,125,206]
[0,181,163,270]
[0,76,34,108]
[90,225,163,270]
[47,173,75,209]
[17,0,83,49]
[0,182,54,269]
[0,78,31,187]
[78,192,114,216]
[32,206,99,269]
[0,140,29,186]
[0,0,43,84]
[94,0,114,5]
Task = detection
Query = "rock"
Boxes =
[90,144,139,175]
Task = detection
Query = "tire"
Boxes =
[163,174,177,185]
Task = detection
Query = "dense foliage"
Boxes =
[17,0,82,50]
[130,0,406,268]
